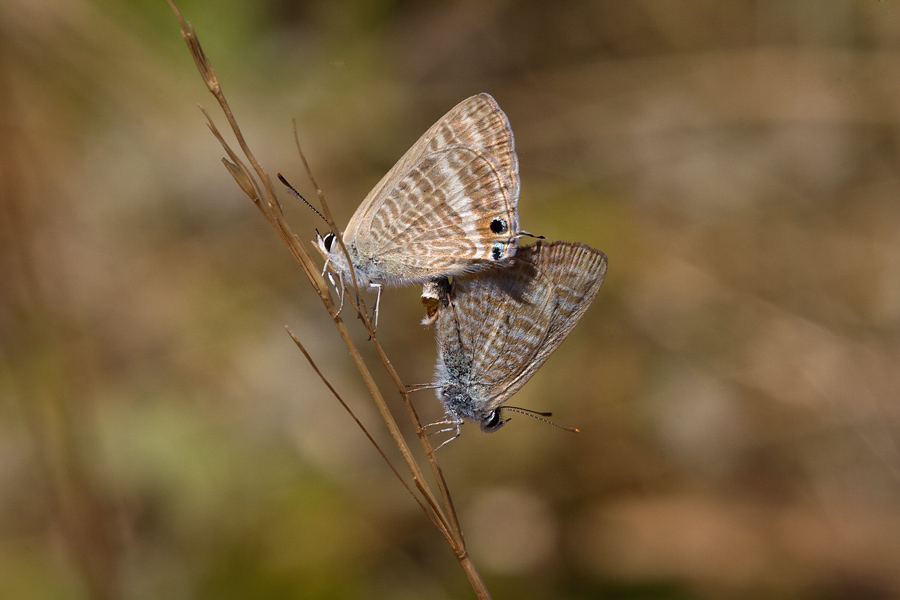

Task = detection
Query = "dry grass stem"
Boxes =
[168,1,486,596]
[285,327,440,528]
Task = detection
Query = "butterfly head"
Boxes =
[479,410,511,433]
[314,229,372,292]
[315,230,348,271]
[485,406,581,435]
[315,229,336,259]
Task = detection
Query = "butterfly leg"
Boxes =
[337,282,346,314]
[422,414,463,450]
[371,283,383,331]
[431,426,462,451]
[322,257,340,294]
[321,258,347,316]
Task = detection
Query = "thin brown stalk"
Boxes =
[291,131,464,539]
[286,327,442,530]
[168,2,488,597]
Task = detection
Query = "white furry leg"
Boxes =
[371,283,383,331]
[422,413,463,450]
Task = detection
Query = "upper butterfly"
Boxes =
[316,94,529,317]
[422,240,608,447]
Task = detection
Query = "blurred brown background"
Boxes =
[2,1,900,598]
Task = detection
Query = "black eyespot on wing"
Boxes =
[491,242,503,260]
[323,232,335,252]
[490,217,508,234]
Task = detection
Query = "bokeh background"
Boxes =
[3,1,900,598]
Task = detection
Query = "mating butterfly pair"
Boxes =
[315,94,607,445]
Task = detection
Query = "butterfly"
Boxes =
[316,93,534,323]
[421,240,608,447]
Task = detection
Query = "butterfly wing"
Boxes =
[442,241,608,413]
[342,94,521,282]
[358,145,521,282]
[508,242,608,392]
[348,93,519,232]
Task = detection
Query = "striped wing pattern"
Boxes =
[434,241,608,423]
[354,146,518,282]
[339,94,521,284]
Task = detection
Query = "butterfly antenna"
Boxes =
[497,406,580,433]
[278,173,328,224]
[520,230,546,240]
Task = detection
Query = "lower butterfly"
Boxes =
[420,240,608,447]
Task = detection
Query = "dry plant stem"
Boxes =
[287,124,372,333]
[203,101,460,541]
[286,328,440,528]
[198,58,454,535]
[168,2,488,598]
[289,137,459,537]
[291,129,464,539]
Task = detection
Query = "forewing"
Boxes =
[345,93,519,239]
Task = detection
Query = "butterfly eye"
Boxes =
[322,232,335,252]
[490,217,508,234]
[481,410,508,433]
[491,242,504,260]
